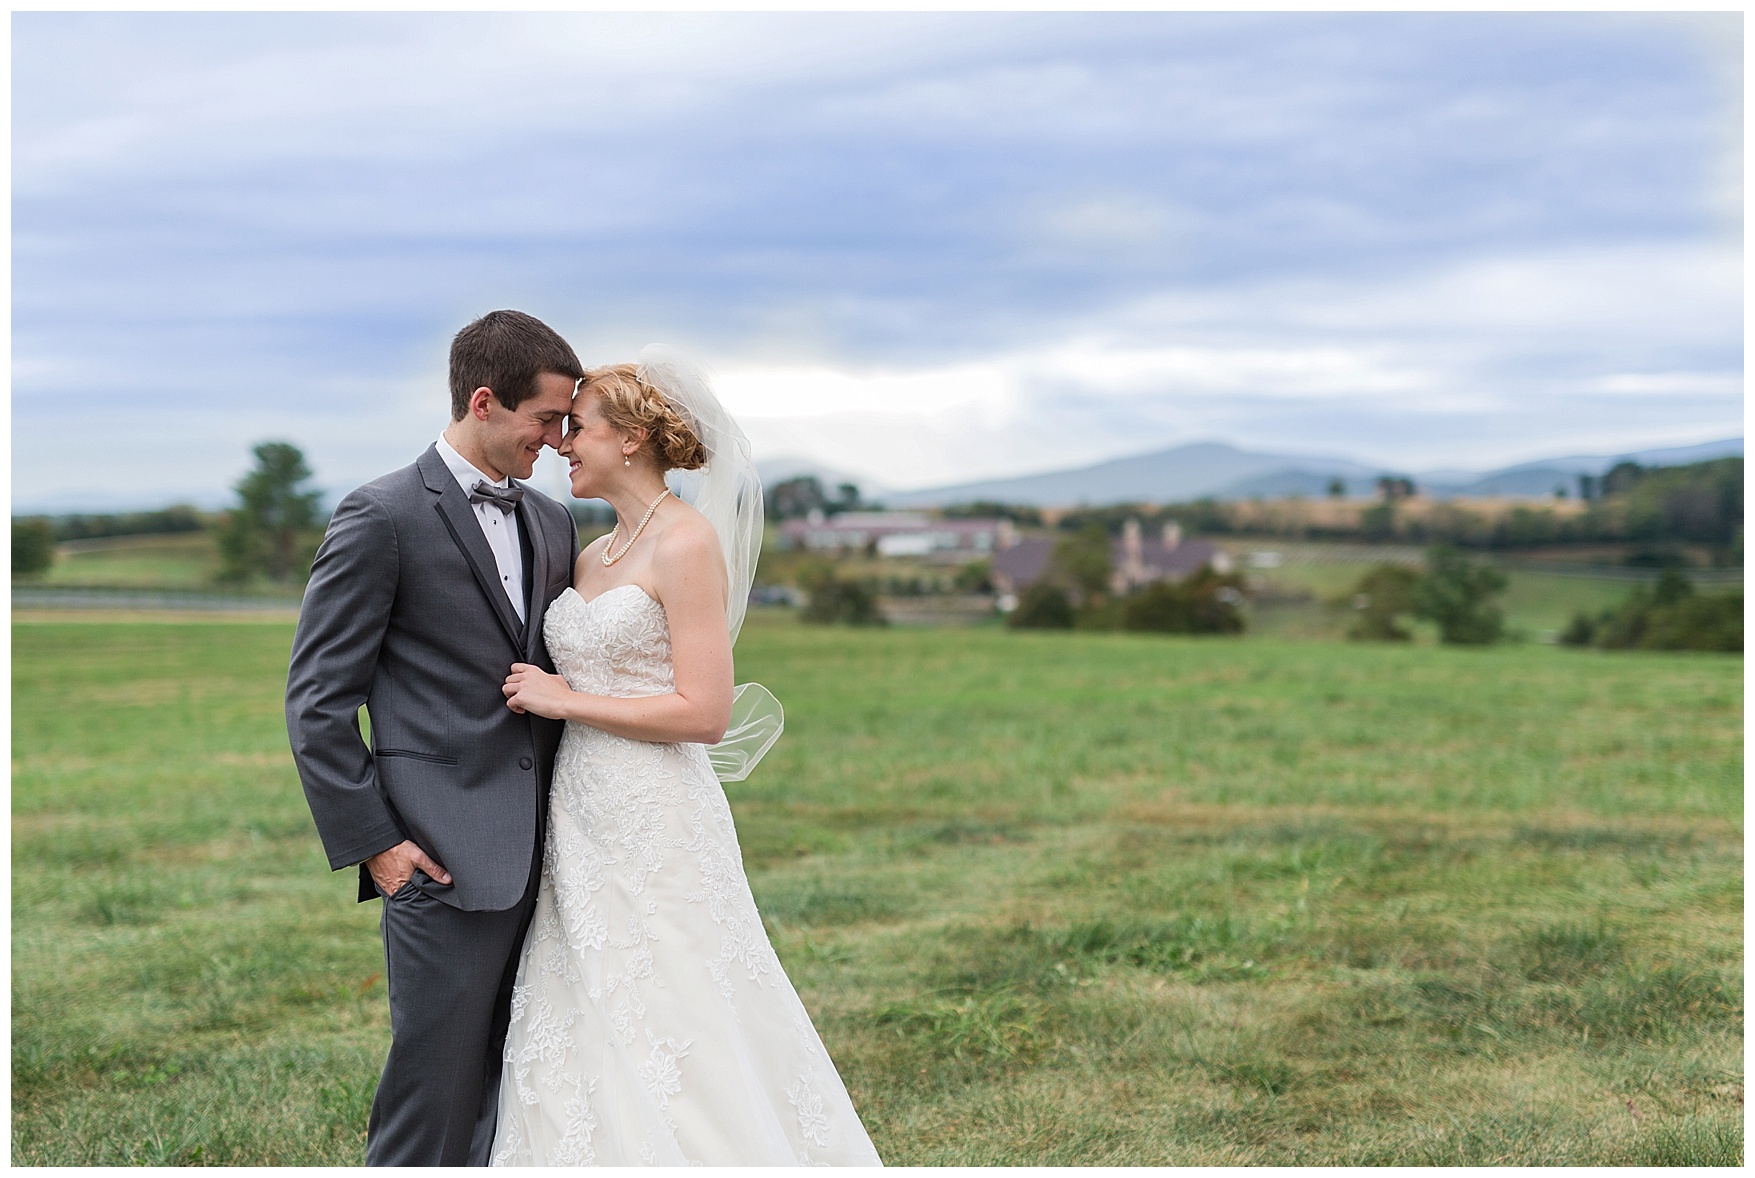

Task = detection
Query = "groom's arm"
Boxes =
[285,487,407,872]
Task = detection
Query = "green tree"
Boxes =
[1008,581,1073,629]
[1376,475,1415,502]
[767,476,827,521]
[1343,564,1419,641]
[1601,460,1643,496]
[12,518,55,577]
[1050,524,1114,601]
[1413,546,1506,645]
[832,482,866,513]
[218,441,323,584]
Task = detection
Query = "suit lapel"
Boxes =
[518,494,552,663]
[419,447,525,652]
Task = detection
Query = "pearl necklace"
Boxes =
[601,489,671,566]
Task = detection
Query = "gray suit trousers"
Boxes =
[366,852,540,1167]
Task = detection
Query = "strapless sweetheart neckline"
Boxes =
[563,582,659,611]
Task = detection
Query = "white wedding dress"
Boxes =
[492,584,883,1166]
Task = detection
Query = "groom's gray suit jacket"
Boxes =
[286,445,579,912]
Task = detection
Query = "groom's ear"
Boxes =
[468,387,498,421]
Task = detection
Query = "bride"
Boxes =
[491,350,882,1166]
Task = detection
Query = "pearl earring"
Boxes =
[624,455,632,467]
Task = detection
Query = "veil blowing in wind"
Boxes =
[634,345,784,781]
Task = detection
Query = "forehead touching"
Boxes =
[570,388,608,420]
[520,371,578,415]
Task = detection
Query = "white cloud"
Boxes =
[714,359,1015,419]
[1589,372,1743,397]
[11,12,1742,509]
[721,240,1742,486]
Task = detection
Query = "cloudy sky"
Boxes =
[13,11,1742,510]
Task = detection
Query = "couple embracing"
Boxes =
[285,311,882,1166]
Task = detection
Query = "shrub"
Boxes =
[799,564,885,626]
[1008,581,1073,630]
[1121,568,1246,635]
[12,518,55,577]
[1413,546,1506,645]
[1642,591,1743,651]
[1343,564,1419,641]
[1558,612,1596,647]
[1570,572,1743,653]
[954,559,994,593]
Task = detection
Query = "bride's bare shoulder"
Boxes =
[652,506,723,563]
[649,506,724,586]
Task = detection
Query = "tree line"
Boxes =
[1002,456,1742,563]
[13,441,326,585]
[12,506,206,579]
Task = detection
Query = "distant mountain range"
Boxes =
[755,457,882,495]
[18,438,1740,517]
[873,437,1743,509]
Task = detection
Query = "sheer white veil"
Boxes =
[635,345,762,643]
[633,345,781,781]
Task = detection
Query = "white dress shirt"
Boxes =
[435,433,526,624]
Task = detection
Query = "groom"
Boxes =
[286,310,584,1165]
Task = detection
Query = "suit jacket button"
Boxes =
[519,756,533,770]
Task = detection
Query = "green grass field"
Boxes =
[1239,549,1717,643]
[33,534,219,589]
[12,616,1743,1165]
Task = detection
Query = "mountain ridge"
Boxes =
[879,437,1743,508]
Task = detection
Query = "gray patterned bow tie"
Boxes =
[468,481,525,513]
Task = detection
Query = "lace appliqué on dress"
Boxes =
[492,586,881,1167]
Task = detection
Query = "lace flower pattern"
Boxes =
[491,586,882,1167]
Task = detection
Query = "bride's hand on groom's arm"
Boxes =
[503,664,577,719]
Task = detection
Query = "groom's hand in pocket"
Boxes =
[365,840,452,897]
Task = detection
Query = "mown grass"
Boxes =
[12,616,1742,1165]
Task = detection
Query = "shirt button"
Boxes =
[519,756,533,771]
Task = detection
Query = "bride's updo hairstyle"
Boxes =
[578,364,709,472]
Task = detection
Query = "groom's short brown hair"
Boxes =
[449,310,585,420]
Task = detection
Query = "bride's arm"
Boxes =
[503,519,734,744]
